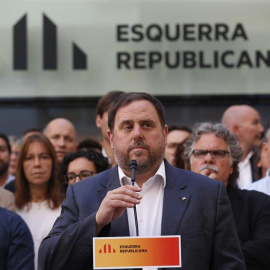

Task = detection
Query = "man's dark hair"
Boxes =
[78,138,102,152]
[108,92,166,132]
[96,91,124,118]
[0,134,11,154]
[184,122,242,187]
[168,125,192,134]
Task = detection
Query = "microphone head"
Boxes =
[129,159,138,170]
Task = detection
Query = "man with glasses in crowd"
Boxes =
[185,122,270,270]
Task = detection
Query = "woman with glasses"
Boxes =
[60,149,110,189]
[15,134,63,270]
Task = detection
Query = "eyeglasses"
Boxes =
[192,149,230,159]
[65,170,97,184]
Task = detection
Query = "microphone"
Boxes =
[130,159,138,185]
[129,159,139,236]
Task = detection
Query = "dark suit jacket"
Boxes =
[250,152,261,182]
[227,185,270,270]
[4,179,15,193]
[39,161,245,270]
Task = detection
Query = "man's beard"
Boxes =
[113,139,166,175]
[0,160,9,177]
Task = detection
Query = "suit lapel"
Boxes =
[161,162,190,235]
[97,166,130,236]
[96,162,191,237]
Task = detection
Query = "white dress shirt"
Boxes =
[102,147,112,165]
[119,161,166,270]
[119,161,166,237]
[244,169,270,196]
[237,151,254,189]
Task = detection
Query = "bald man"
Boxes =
[44,118,77,163]
[222,105,264,188]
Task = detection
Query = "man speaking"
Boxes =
[39,92,245,269]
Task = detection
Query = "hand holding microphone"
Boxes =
[95,160,141,235]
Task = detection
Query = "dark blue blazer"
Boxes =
[39,161,245,270]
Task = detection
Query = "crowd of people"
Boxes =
[0,91,270,270]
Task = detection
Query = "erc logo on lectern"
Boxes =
[13,14,87,70]
[99,244,116,254]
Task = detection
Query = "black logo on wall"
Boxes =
[13,14,87,70]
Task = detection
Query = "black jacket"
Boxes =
[227,185,270,270]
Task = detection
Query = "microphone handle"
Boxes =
[131,167,139,237]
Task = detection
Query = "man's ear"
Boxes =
[164,125,168,143]
[96,115,101,128]
[164,124,168,136]
[108,129,114,150]
[231,124,240,136]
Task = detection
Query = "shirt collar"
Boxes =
[239,151,254,166]
[266,169,270,178]
[102,147,112,165]
[119,160,166,188]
